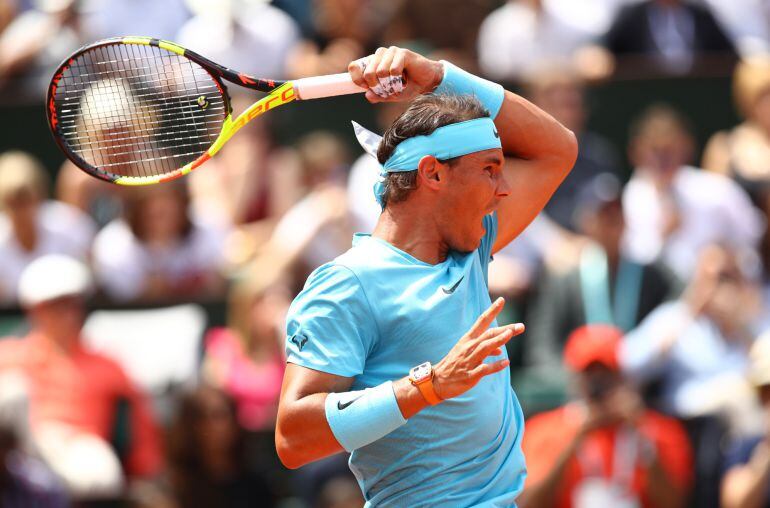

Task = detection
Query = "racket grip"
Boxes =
[292,73,365,100]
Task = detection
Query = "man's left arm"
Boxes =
[349,47,577,253]
[491,92,577,253]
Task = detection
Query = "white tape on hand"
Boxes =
[357,57,403,98]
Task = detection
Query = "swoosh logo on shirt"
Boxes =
[493,129,499,138]
[442,276,464,294]
[337,394,363,411]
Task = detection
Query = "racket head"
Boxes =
[47,37,232,185]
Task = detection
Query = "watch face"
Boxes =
[412,362,432,382]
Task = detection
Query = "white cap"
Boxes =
[749,331,770,387]
[18,255,93,307]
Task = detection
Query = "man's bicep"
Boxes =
[492,157,569,253]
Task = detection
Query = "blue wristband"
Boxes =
[435,61,505,119]
[325,381,407,452]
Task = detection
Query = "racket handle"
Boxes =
[293,73,365,100]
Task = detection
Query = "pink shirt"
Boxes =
[204,328,285,430]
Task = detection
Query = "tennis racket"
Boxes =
[46,36,385,186]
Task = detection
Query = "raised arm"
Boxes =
[491,92,577,252]
[348,47,577,254]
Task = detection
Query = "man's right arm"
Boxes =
[276,297,522,469]
[275,364,429,469]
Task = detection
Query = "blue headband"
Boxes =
[358,117,500,207]
[384,117,501,172]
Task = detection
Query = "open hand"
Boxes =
[432,297,524,400]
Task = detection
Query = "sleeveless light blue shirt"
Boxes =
[285,213,526,507]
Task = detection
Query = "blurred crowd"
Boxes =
[2,0,770,507]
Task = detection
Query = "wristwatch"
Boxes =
[409,361,443,405]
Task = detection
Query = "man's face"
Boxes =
[580,201,625,253]
[629,119,693,187]
[437,148,509,253]
[576,363,623,403]
[532,81,585,133]
[29,296,85,345]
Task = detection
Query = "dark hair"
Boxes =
[167,386,248,505]
[376,94,489,207]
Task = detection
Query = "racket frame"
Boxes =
[47,36,299,186]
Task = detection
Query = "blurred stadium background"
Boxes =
[1,0,770,507]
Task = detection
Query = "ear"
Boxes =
[416,155,446,191]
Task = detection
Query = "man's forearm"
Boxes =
[276,391,345,469]
[495,90,577,165]
[277,376,429,469]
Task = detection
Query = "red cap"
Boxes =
[563,324,623,372]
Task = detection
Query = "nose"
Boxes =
[496,172,512,198]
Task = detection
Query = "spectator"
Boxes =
[0,423,69,508]
[176,0,299,79]
[528,174,680,381]
[702,0,770,57]
[381,0,495,70]
[622,104,762,279]
[542,0,634,40]
[203,275,292,432]
[702,55,770,201]
[83,0,190,41]
[599,0,736,75]
[523,66,621,230]
[0,255,162,499]
[188,96,301,229]
[0,151,95,306]
[284,0,384,80]
[519,324,692,508]
[721,331,770,508]
[254,131,352,277]
[621,244,761,507]
[0,0,87,98]
[477,0,593,81]
[92,181,228,303]
[167,385,275,508]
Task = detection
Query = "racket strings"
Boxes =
[54,43,225,178]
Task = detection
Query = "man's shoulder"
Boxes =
[77,346,132,385]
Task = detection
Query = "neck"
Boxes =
[34,330,80,354]
[372,202,449,265]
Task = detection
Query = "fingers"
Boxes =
[477,323,525,342]
[375,47,404,97]
[347,58,365,88]
[469,325,521,364]
[469,358,510,379]
[349,47,407,103]
[467,297,506,337]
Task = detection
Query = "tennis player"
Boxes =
[276,47,577,506]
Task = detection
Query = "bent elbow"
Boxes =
[275,433,304,470]
[560,128,579,174]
